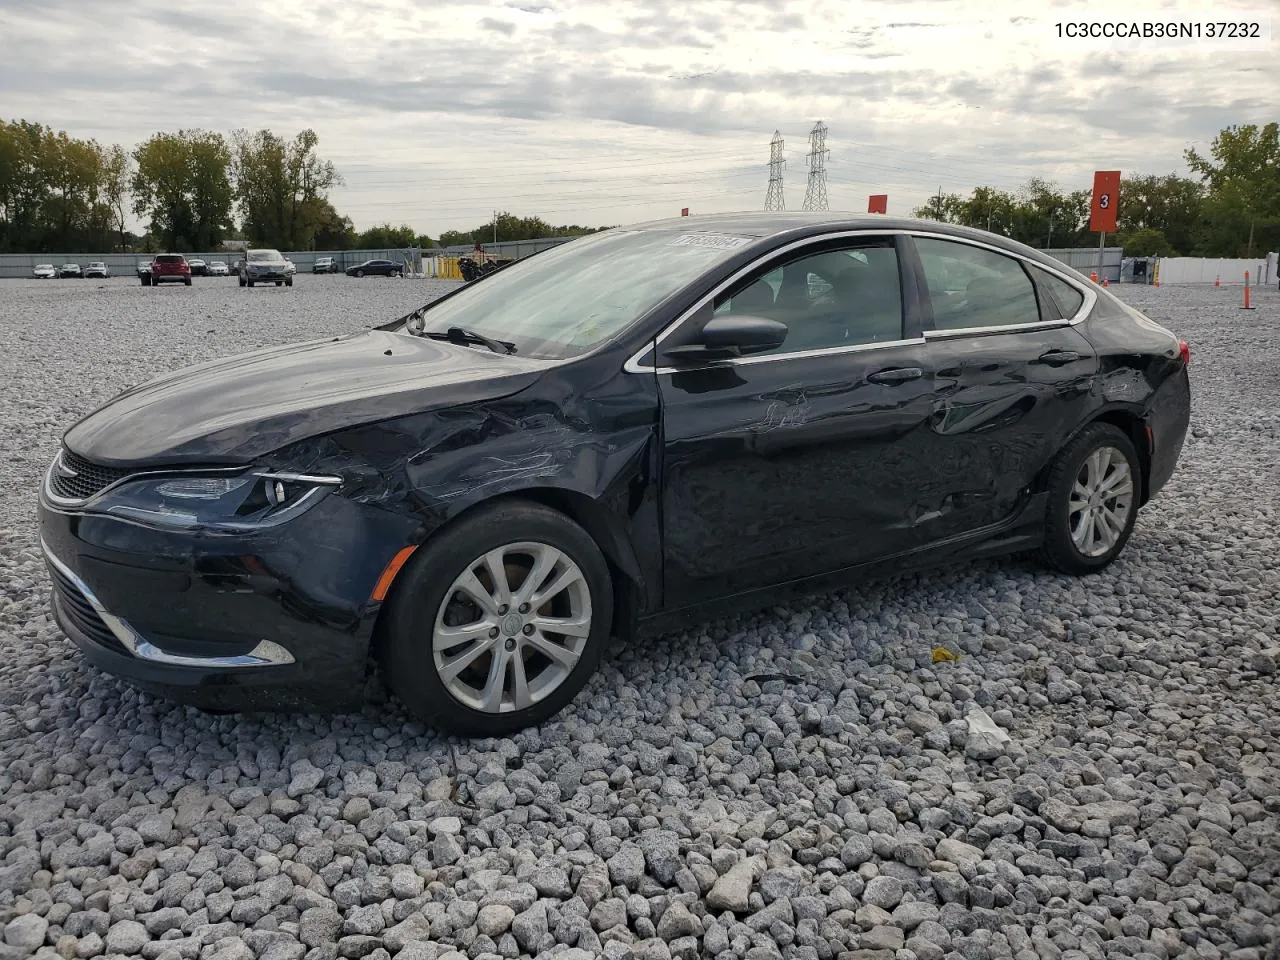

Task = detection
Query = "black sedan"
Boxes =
[37,213,1191,735]
[346,258,403,278]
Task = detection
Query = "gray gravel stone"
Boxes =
[0,281,1276,960]
[3,914,48,950]
[105,920,149,955]
[862,876,904,910]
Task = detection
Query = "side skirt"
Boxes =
[635,492,1049,638]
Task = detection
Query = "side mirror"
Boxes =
[662,314,788,362]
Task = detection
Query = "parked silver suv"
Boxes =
[239,249,295,288]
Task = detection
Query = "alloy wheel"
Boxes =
[432,541,592,713]
[1068,444,1135,558]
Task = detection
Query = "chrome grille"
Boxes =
[49,450,132,502]
[47,561,128,655]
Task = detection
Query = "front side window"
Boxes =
[711,241,904,355]
[914,237,1041,331]
[411,228,760,359]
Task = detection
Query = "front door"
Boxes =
[657,236,939,609]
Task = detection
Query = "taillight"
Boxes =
[1178,340,1190,365]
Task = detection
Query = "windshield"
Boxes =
[408,228,760,359]
[248,250,282,262]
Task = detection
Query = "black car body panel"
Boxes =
[63,331,548,467]
[37,213,1191,714]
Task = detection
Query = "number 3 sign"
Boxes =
[1091,171,1120,233]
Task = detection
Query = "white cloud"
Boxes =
[0,0,1274,232]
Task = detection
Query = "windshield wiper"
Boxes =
[422,326,517,355]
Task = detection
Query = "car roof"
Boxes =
[616,211,1072,271]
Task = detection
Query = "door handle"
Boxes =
[867,366,923,384]
[1035,350,1080,366]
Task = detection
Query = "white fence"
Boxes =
[1154,256,1278,286]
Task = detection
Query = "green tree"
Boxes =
[133,129,232,251]
[1115,174,1203,255]
[0,120,53,251]
[1186,123,1280,256]
[232,128,343,249]
[102,144,131,251]
[306,198,356,249]
[356,223,418,249]
[912,191,964,223]
[1113,227,1175,258]
[436,211,610,247]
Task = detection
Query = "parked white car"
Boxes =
[84,262,110,278]
[32,264,57,279]
[208,261,230,276]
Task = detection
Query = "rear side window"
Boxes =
[1028,265,1086,320]
[914,238,1040,331]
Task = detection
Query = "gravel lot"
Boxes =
[1,275,1277,960]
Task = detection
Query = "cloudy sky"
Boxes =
[2,0,1276,235]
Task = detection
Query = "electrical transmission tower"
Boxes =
[764,130,785,211]
[801,120,830,211]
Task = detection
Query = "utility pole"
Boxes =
[1047,209,1054,249]
[493,210,498,246]
[1247,219,1254,259]
[764,131,786,211]
[801,121,829,212]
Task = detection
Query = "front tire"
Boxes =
[355,269,364,278]
[1038,422,1141,575]
[285,277,293,287]
[377,501,614,736]
[184,277,191,286]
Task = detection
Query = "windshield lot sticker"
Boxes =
[671,233,754,249]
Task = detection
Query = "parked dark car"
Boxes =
[188,258,209,276]
[37,213,1191,735]
[136,260,153,283]
[346,258,403,278]
[148,254,191,286]
[314,256,341,274]
[58,263,82,278]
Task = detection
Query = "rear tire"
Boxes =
[377,500,614,736]
[285,278,293,287]
[1037,422,1142,575]
[184,277,191,286]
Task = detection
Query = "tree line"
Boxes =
[0,119,611,254]
[3,118,1274,257]
[913,122,1280,258]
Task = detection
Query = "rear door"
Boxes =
[907,234,1098,542]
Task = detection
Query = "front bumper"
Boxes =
[37,491,416,713]
[247,270,288,281]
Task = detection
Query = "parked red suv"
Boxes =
[146,253,192,287]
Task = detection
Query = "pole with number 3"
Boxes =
[1090,170,1121,283]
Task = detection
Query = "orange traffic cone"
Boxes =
[1242,271,1255,310]
[1102,277,1109,287]
[1090,270,1098,283]
[1214,275,1221,287]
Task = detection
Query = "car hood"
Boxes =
[63,330,547,468]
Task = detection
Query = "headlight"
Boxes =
[96,471,342,532]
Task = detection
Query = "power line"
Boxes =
[801,121,829,212]
[764,130,785,211]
